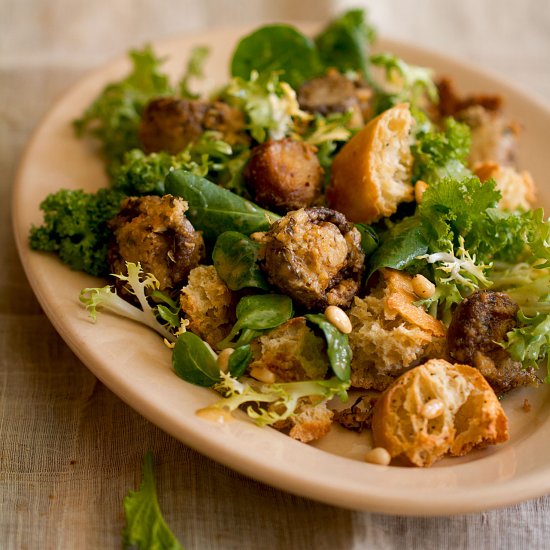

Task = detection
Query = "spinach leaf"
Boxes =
[228,344,253,378]
[218,294,293,349]
[354,223,379,257]
[212,231,268,291]
[230,24,321,89]
[367,216,429,277]
[165,170,279,243]
[315,9,376,80]
[305,313,351,382]
[172,332,220,387]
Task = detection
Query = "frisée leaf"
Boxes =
[212,373,350,426]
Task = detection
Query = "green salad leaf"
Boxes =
[305,314,351,382]
[412,117,472,184]
[370,53,438,113]
[74,47,173,177]
[79,262,180,342]
[228,344,253,378]
[212,231,268,291]
[355,223,379,257]
[315,8,376,80]
[165,170,279,242]
[29,188,125,277]
[504,312,550,376]
[221,71,311,143]
[172,331,220,387]
[368,216,428,276]
[179,45,210,99]
[230,24,321,89]
[123,452,184,550]
[217,294,293,349]
[212,373,350,426]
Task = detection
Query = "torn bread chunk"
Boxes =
[249,317,329,383]
[371,358,509,467]
[180,265,236,347]
[327,103,414,223]
[474,162,536,211]
[348,269,446,390]
[274,399,334,443]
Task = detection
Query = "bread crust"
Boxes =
[327,103,414,223]
[371,359,509,467]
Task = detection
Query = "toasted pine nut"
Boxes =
[250,231,267,243]
[421,398,444,419]
[415,180,429,203]
[365,447,391,466]
[196,407,233,424]
[324,305,352,334]
[217,348,234,372]
[412,274,436,299]
[250,366,276,384]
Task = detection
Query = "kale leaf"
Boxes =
[29,188,124,277]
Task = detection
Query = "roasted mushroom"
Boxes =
[436,78,520,167]
[298,69,373,128]
[139,97,249,154]
[108,195,204,292]
[243,138,324,213]
[259,207,365,309]
[447,290,538,394]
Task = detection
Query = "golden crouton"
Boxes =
[371,359,509,467]
[348,269,446,390]
[273,399,334,443]
[328,103,414,223]
[382,269,446,337]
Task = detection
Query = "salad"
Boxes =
[29,10,550,468]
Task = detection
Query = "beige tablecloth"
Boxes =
[2,1,550,548]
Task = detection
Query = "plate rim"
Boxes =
[12,24,550,516]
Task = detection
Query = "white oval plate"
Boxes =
[12,24,550,515]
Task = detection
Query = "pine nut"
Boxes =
[196,407,233,424]
[217,348,234,372]
[415,180,429,203]
[365,447,391,466]
[250,366,276,384]
[421,398,444,419]
[324,305,352,334]
[412,274,436,299]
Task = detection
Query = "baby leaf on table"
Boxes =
[123,451,184,550]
